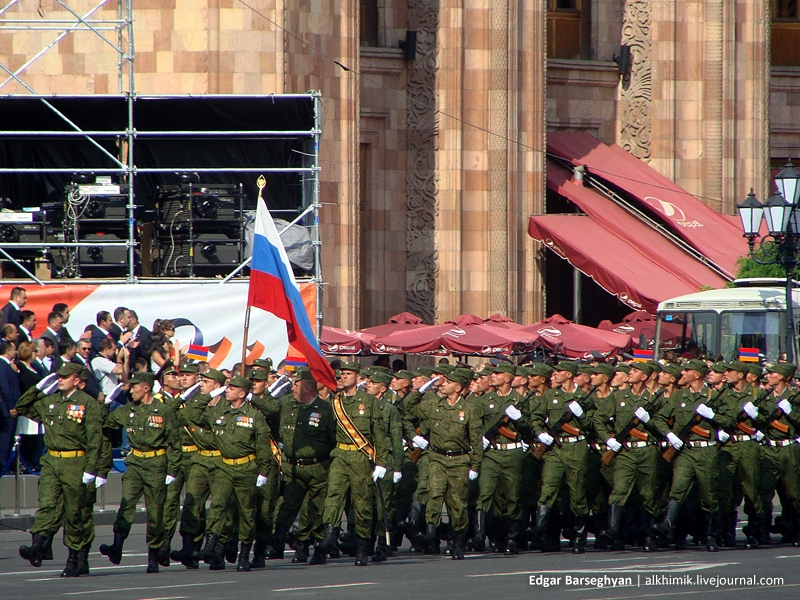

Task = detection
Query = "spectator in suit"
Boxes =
[52,302,74,343]
[1,323,17,344]
[16,340,44,471]
[0,286,26,328]
[72,338,102,400]
[126,310,151,366]
[110,307,132,345]
[91,310,115,356]
[40,311,64,363]
[33,338,53,376]
[17,310,35,344]
[0,340,20,471]
[51,339,77,376]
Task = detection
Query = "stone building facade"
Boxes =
[1,0,798,328]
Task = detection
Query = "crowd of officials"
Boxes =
[6,282,800,578]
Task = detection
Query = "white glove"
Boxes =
[521,441,529,453]
[256,474,268,487]
[179,382,201,400]
[105,383,123,405]
[717,430,730,443]
[666,432,684,450]
[538,432,554,446]
[505,405,522,421]
[36,373,58,391]
[44,381,59,395]
[412,435,429,450]
[606,438,623,453]
[568,401,583,418]
[468,470,479,480]
[419,376,440,394]
[165,475,176,485]
[153,381,162,394]
[82,472,96,485]
[778,399,793,415]
[210,385,228,398]
[696,404,714,419]
[634,407,650,423]
[268,374,290,395]
[95,476,107,488]
[752,430,765,442]
[743,401,758,419]
[372,465,387,482]
[482,436,490,450]
[393,471,402,484]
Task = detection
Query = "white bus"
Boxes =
[655,278,800,364]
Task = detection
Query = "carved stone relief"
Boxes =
[618,0,652,161]
[405,0,439,324]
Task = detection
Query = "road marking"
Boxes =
[273,582,376,592]
[467,561,739,577]
[775,554,800,559]
[4,564,148,577]
[63,581,234,596]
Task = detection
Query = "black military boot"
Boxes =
[532,505,552,546]
[403,501,425,541]
[643,517,658,553]
[19,533,48,567]
[185,539,201,569]
[505,520,522,554]
[472,510,487,552]
[42,533,54,561]
[600,504,624,547]
[158,538,171,567]
[355,537,370,566]
[209,539,226,571]
[77,543,91,575]
[173,533,197,567]
[251,538,267,568]
[373,535,388,562]
[650,500,681,540]
[310,542,327,565]
[452,529,467,560]
[61,547,80,578]
[268,525,287,559]
[224,535,239,564]
[758,505,773,545]
[745,512,760,549]
[146,546,160,573]
[415,522,438,553]
[236,542,252,572]
[721,510,737,547]
[317,524,338,554]
[292,542,309,563]
[99,531,126,565]
[572,517,587,554]
[199,532,219,563]
[705,511,720,552]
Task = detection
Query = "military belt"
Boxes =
[430,445,468,457]
[285,456,328,466]
[222,453,256,466]
[768,438,796,448]
[337,443,359,451]
[48,449,85,458]
[198,449,222,457]
[491,441,524,451]
[730,434,754,443]
[686,440,715,449]
[627,440,652,449]
[560,435,585,443]
[131,448,167,458]
[182,445,199,453]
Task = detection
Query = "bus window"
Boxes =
[720,311,784,363]
[659,311,718,358]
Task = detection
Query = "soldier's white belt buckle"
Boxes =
[561,435,585,443]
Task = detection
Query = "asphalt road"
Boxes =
[2,524,800,600]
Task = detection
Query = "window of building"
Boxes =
[772,0,800,66]
[360,0,379,47]
[547,0,590,60]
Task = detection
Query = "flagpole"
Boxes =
[242,175,268,376]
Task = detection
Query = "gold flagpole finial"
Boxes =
[256,175,266,200]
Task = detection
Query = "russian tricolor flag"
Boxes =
[247,197,336,390]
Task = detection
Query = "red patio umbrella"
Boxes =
[359,312,429,339]
[597,311,683,350]
[520,314,632,359]
[320,326,374,355]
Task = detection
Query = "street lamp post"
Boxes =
[737,162,800,363]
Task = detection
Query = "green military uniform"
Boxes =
[101,372,182,572]
[520,363,552,545]
[531,361,594,552]
[197,375,270,571]
[16,365,103,577]
[321,362,389,565]
[651,360,734,550]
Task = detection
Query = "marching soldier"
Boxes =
[197,375,270,571]
[99,372,182,573]
[317,361,389,566]
[651,360,734,552]
[17,365,103,577]
[414,368,483,559]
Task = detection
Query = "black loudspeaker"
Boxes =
[399,30,417,61]
[618,45,631,75]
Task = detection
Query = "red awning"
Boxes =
[597,311,683,350]
[548,132,747,279]
[520,314,632,359]
[529,213,707,312]
[320,327,374,355]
